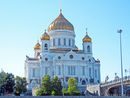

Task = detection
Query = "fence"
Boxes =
[0,96,130,98]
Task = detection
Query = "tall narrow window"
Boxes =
[44,43,48,50]
[71,66,73,75]
[69,39,71,46]
[72,39,74,47]
[53,39,55,46]
[95,69,97,78]
[58,38,61,45]
[64,38,66,46]
[45,67,48,75]
[87,46,90,52]
[71,66,75,75]
[73,66,76,75]
[89,68,91,77]
[32,68,35,77]
[68,66,76,75]
[58,66,61,75]
[68,66,71,75]
[82,66,85,75]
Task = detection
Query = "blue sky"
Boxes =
[0,0,130,81]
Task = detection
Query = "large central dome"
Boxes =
[48,10,74,32]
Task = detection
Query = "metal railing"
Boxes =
[101,75,130,86]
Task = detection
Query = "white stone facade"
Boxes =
[24,11,101,91]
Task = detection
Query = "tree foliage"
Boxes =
[36,76,81,96]
[36,88,44,96]
[13,76,27,96]
[36,75,62,96]
[0,72,15,93]
[68,78,80,96]
[36,75,52,96]
[52,76,62,96]
[62,88,69,96]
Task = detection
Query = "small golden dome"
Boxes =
[74,45,78,50]
[34,41,41,50]
[48,9,74,32]
[41,30,50,40]
[82,31,92,42]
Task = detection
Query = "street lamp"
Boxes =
[62,63,64,97]
[117,29,124,96]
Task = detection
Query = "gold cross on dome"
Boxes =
[60,9,62,13]
[86,28,88,35]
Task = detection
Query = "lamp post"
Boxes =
[117,29,124,96]
[62,63,64,97]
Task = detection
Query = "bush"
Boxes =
[73,90,80,96]
[62,88,69,96]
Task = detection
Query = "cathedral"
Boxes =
[24,10,101,91]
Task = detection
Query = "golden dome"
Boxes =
[74,45,78,50]
[41,30,50,40]
[48,9,74,32]
[82,31,92,42]
[34,41,41,50]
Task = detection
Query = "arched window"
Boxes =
[32,68,35,77]
[64,38,66,46]
[82,66,85,75]
[95,69,97,78]
[69,39,71,46]
[72,39,74,47]
[82,80,86,85]
[45,67,48,75]
[44,43,48,50]
[37,52,40,56]
[89,68,91,77]
[53,39,55,46]
[87,46,90,52]
[58,66,61,75]
[45,58,48,61]
[58,38,61,46]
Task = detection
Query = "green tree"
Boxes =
[1,73,15,93]
[13,76,27,96]
[0,71,6,86]
[36,75,52,96]
[51,76,62,96]
[68,78,80,96]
